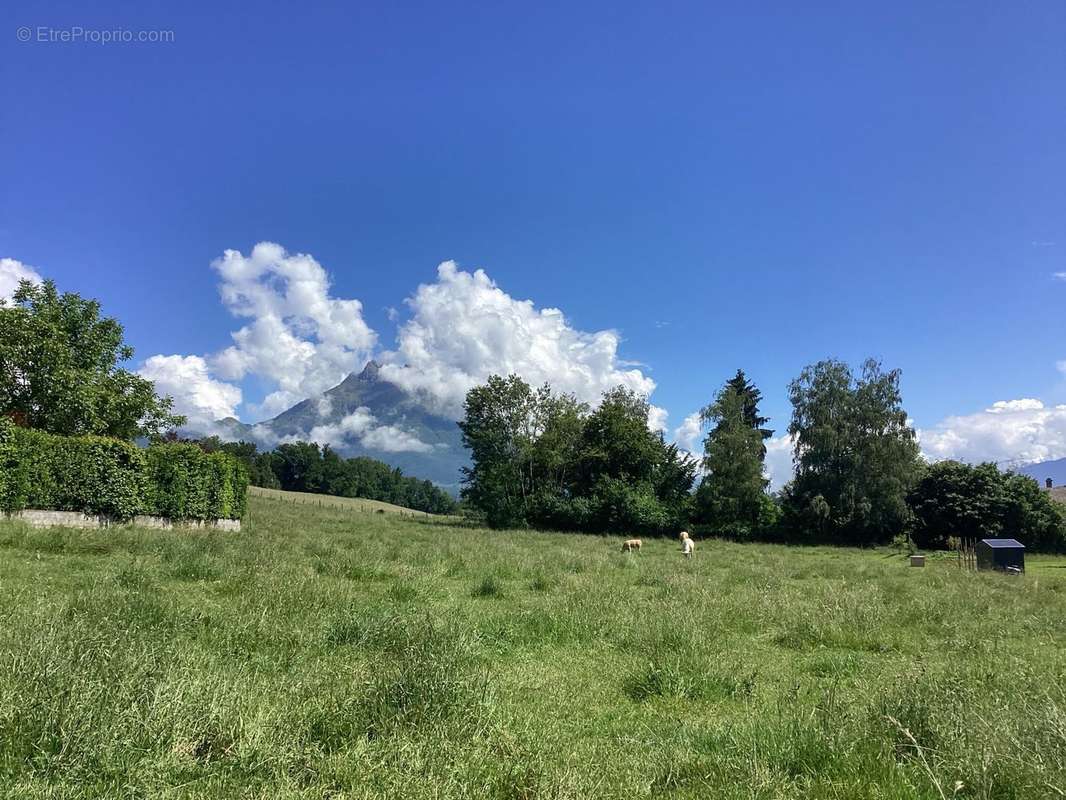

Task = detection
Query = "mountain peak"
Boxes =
[356,360,382,382]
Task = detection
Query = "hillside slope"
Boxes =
[1020,457,1066,487]
[249,485,451,517]
[198,361,468,488]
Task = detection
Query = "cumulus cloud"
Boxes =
[764,434,796,491]
[647,405,669,435]
[138,355,242,429]
[304,407,433,453]
[380,261,656,418]
[210,242,377,418]
[918,399,1066,467]
[0,258,43,301]
[673,411,704,452]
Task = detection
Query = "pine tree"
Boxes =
[714,369,773,456]
[695,372,775,538]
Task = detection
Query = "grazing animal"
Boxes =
[621,538,642,553]
[680,530,694,557]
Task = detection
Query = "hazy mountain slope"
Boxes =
[195,362,467,488]
[1019,458,1066,488]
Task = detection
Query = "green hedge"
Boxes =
[143,444,249,520]
[0,419,247,521]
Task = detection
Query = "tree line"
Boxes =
[459,361,1066,551]
[1,278,456,517]
[190,436,459,516]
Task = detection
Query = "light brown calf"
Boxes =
[621,538,642,553]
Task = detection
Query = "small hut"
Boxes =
[976,539,1025,573]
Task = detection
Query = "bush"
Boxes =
[0,417,18,511]
[0,424,247,521]
[5,426,146,518]
[143,444,248,520]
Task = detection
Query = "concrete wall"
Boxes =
[4,509,241,532]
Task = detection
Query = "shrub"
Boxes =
[143,444,248,520]
[5,426,146,518]
[0,424,247,521]
[0,417,19,511]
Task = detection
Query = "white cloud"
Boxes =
[209,242,376,419]
[647,405,669,434]
[305,407,433,453]
[673,411,704,452]
[1054,272,1066,281]
[0,258,43,301]
[764,434,796,491]
[918,399,1066,467]
[670,411,793,489]
[380,261,656,418]
[138,355,242,429]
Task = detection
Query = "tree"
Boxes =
[785,358,920,544]
[458,375,541,528]
[271,441,325,492]
[0,279,183,439]
[695,380,772,539]
[908,461,1066,552]
[458,378,695,534]
[720,369,774,456]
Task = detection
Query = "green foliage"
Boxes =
[458,375,544,528]
[696,376,774,539]
[722,368,774,455]
[0,425,247,520]
[184,436,456,515]
[784,359,921,545]
[0,417,17,511]
[142,444,248,520]
[0,280,184,439]
[459,376,696,535]
[2,425,147,517]
[908,460,1066,552]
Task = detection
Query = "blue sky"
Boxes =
[3,1,1065,475]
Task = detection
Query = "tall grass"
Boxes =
[0,494,1064,798]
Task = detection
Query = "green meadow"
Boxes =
[2,494,1065,799]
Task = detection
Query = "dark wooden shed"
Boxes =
[976,538,1025,573]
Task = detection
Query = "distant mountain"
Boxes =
[1019,457,1066,489]
[192,361,467,489]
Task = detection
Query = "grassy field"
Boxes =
[1,495,1065,799]
[247,485,451,518]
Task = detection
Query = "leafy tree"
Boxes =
[909,461,1066,552]
[459,378,695,534]
[577,387,662,490]
[271,441,326,493]
[695,380,773,538]
[785,358,920,544]
[458,375,541,528]
[0,280,184,439]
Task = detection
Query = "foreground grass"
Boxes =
[1,497,1065,799]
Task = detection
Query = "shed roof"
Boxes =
[979,538,1025,549]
